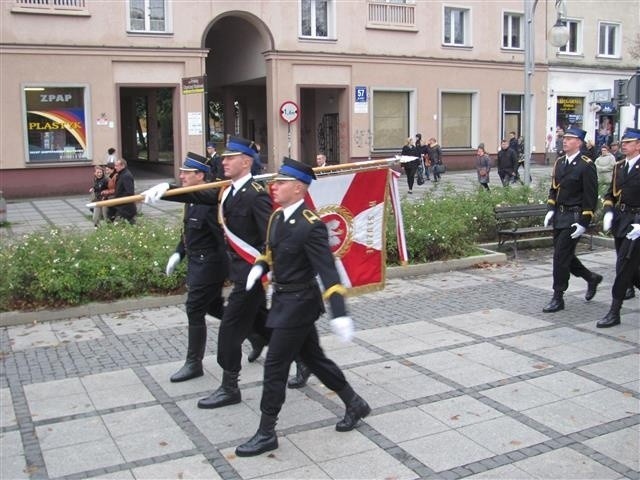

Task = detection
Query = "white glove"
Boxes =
[165,252,181,276]
[245,264,264,291]
[544,210,555,227]
[142,182,170,204]
[570,223,586,239]
[602,212,614,233]
[626,223,640,241]
[331,316,354,343]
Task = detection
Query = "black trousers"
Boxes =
[612,236,640,300]
[185,280,225,327]
[217,282,266,372]
[260,323,346,418]
[552,228,592,292]
[404,161,418,190]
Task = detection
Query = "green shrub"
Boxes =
[0,220,185,311]
[386,180,550,265]
[0,177,575,311]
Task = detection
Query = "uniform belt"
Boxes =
[186,249,215,257]
[558,205,581,213]
[271,279,317,293]
[617,204,640,213]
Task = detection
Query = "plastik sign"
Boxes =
[40,94,73,102]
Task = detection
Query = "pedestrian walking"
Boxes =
[497,139,518,186]
[598,127,640,327]
[164,153,228,382]
[542,127,602,313]
[475,144,491,191]
[235,157,370,457]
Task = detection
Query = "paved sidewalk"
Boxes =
[1,245,639,480]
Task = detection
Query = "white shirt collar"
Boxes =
[231,173,253,194]
[282,199,304,221]
[626,154,640,169]
[566,151,580,162]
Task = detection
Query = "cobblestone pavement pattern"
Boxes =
[1,165,639,479]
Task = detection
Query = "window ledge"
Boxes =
[441,44,473,51]
[11,6,89,16]
[501,47,524,53]
[555,52,584,59]
[126,31,174,37]
[596,55,622,61]
[366,24,418,33]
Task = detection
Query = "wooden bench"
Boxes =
[494,204,596,258]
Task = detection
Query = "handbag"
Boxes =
[478,167,488,176]
[435,164,446,174]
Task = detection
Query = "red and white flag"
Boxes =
[305,168,389,294]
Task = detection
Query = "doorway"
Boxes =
[120,87,175,169]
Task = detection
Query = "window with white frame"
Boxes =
[598,22,620,57]
[300,0,334,38]
[128,0,169,33]
[372,90,412,150]
[443,6,470,46]
[558,19,581,54]
[502,12,523,49]
[441,92,473,148]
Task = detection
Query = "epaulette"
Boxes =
[251,181,265,192]
[302,209,321,223]
[580,155,592,163]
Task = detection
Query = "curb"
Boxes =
[0,249,507,327]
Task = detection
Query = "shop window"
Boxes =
[443,6,470,46]
[23,86,90,163]
[502,12,523,49]
[556,96,584,131]
[441,92,474,148]
[371,90,412,151]
[128,0,170,33]
[598,22,620,58]
[300,0,334,39]
[558,19,581,55]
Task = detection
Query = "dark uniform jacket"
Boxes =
[258,203,347,329]
[166,179,272,283]
[547,153,598,229]
[175,203,228,286]
[603,158,640,238]
[497,147,517,174]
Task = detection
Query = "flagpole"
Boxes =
[88,157,402,208]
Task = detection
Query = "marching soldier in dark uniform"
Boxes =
[235,158,370,457]
[164,153,228,382]
[598,127,640,327]
[143,137,272,406]
[542,127,603,313]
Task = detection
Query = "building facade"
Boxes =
[1,0,637,197]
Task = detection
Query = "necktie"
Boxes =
[230,185,236,196]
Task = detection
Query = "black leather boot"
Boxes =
[287,360,311,389]
[197,370,241,409]
[336,384,371,432]
[584,273,603,301]
[247,333,267,363]
[235,413,278,457]
[624,287,635,300]
[170,325,206,383]
[597,299,623,328]
[542,291,564,313]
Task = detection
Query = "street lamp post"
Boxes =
[523,0,569,186]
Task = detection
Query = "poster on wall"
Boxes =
[24,86,88,163]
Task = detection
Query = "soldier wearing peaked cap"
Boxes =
[598,128,640,327]
[235,157,370,458]
[542,127,603,313]
[142,137,272,403]
[159,153,228,382]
